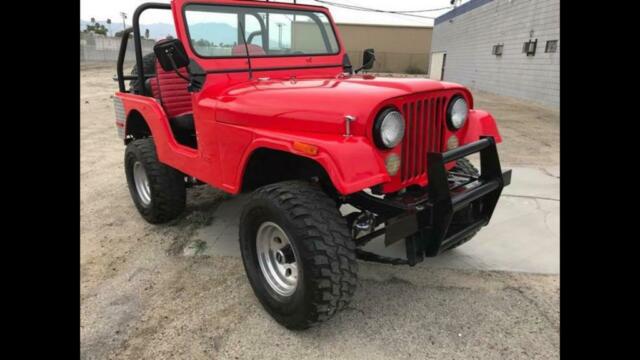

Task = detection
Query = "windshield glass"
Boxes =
[184,4,340,58]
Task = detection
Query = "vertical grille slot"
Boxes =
[400,95,447,184]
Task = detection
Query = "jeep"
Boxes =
[114,0,511,329]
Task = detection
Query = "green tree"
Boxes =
[85,22,108,36]
[195,38,211,47]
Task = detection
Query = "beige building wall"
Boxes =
[336,23,432,73]
[292,22,432,74]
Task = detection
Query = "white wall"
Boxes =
[81,33,156,62]
[432,0,559,109]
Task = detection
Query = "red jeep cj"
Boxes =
[114,0,511,329]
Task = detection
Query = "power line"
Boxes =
[393,7,454,14]
[311,0,453,19]
[317,0,452,12]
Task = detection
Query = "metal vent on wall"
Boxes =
[523,39,537,56]
[492,44,503,56]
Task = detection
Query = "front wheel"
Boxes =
[239,181,357,330]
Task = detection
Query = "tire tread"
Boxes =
[125,138,185,224]
[248,181,357,328]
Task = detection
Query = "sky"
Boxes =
[80,0,458,28]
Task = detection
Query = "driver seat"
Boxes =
[148,59,197,147]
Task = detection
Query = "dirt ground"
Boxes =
[81,63,559,359]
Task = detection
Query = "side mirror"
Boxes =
[355,48,375,73]
[154,38,189,71]
[362,48,375,70]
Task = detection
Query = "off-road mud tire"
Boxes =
[239,181,358,330]
[124,138,185,224]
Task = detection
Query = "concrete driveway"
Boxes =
[193,165,559,274]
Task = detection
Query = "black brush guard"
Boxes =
[348,136,511,266]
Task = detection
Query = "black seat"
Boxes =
[143,78,154,97]
[168,113,197,148]
[171,113,194,131]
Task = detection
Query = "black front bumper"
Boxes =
[348,136,511,266]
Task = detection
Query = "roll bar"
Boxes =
[115,2,171,94]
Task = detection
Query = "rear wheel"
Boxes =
[239,181,357,330]
[129,52,156,94]
[125,138,185,224]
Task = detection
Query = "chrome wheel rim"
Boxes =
[256,221,298,296]
[133,161,151,207]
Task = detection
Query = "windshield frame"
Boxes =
[182,2,342,59]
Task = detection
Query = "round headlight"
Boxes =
[447,96,469,130]
[374,108,405,149]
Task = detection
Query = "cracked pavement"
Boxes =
[81,64,559,359]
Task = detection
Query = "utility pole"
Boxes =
[276,22,284,48]
[120,12,128,31]
[106,18,112,36]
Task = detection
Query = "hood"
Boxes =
[209,74,468,136]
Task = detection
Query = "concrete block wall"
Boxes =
[432,0,559,109]
[81,33,156,62]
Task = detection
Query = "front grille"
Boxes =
[400,95,447,184]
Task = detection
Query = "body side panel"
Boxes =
[117,93,223,188]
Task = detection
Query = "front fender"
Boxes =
[231,127,390,195]
[460,109,502,145]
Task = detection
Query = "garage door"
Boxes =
[429,52,446,80]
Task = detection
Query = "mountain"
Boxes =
[187,23,236,45]
[138,22,177,40]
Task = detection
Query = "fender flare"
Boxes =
[460,109,502,144]
[235,130,390,195]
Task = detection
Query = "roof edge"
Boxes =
[435,0,494,25]
[336,22,432,29]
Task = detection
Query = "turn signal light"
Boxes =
[293,141,319,156]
